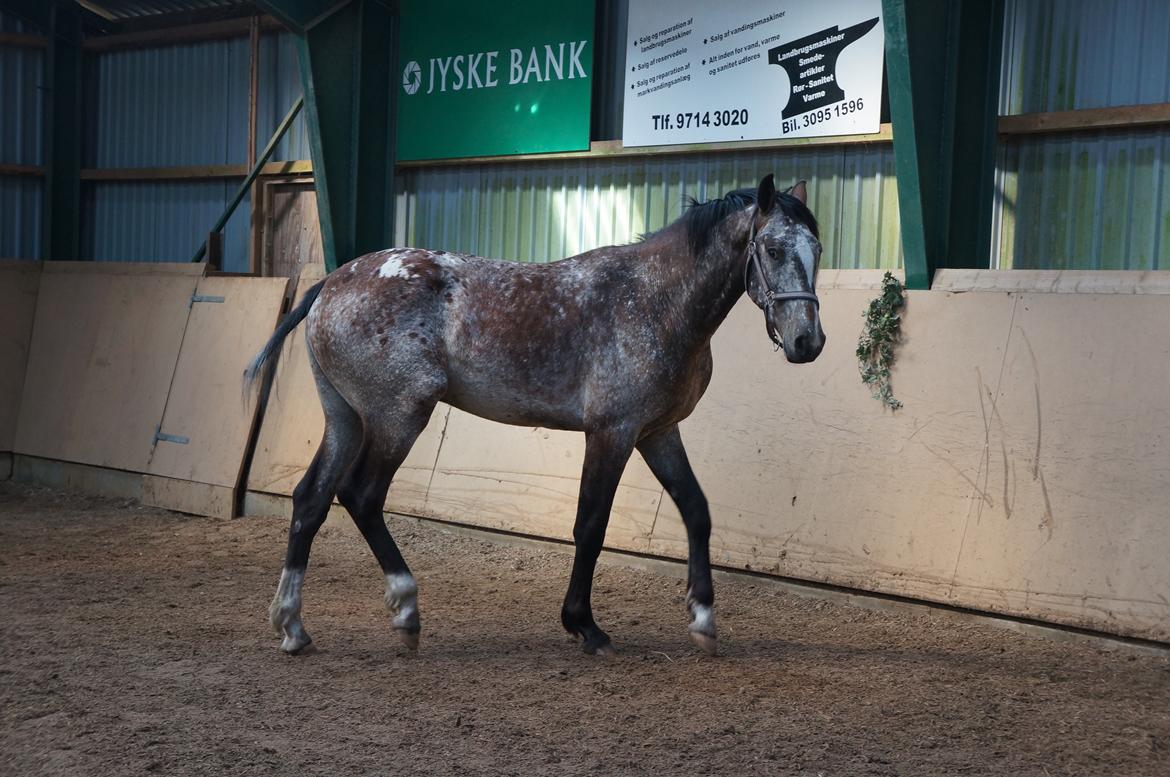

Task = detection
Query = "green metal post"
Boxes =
[252,0,397,272]
[881,0,1004,289]
[43,0,83,261]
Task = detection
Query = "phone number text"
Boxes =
[651,109,750,131]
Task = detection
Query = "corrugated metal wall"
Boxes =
[257,31,310,161]
[83,179,251,264]
[83,30,307,271]
[995,0,1170,269]
[85,38,251,268]
[7,3,1167,272]
[0,10,44,260]
[89,39,250,167]
[1000,0,1170,114]
[396,146,902,268]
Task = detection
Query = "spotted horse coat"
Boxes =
[247,175,825,657]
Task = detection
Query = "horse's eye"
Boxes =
[767,248,777,259]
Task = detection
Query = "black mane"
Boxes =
[680,187,819,255]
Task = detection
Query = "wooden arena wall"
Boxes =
[10,262,286,517]
[250,269,1170,644]
[0,262,41,478]
[6,263,1169,644]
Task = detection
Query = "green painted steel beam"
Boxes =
[254,0,347,33]
[881,0,1004,289]
[255,0,396,271]
[43,1,83,261]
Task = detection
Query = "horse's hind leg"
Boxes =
[269,360,362,654]
[336,401,439,651]
[636,425,717,655]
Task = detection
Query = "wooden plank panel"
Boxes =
[0,262,41,452]
[397,126,894,168]
[13,454,143,501]
[0,164,44,177]
[934,268,1170,294]
[998,103,1170,136]
[14,262,203,472]
[146,276,287,493]
[422,410,664,552]
[660,288,1170,641]
[142,475,235,520]
[948,293,1170,641]
[265,183,325,281]
[0,32,47,48]
[80,161,313,182]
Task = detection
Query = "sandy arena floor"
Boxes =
[1,481,1168,776]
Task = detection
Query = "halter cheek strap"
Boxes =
[744,208,820,348]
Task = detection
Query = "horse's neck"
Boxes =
[670,212,751,344]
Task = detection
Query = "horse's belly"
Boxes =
[443,375,585,431]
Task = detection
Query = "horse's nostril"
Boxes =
[793,333,809,353]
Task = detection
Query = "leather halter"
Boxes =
[743,208,820,348]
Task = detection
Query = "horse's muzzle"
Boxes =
[782,327,826,363]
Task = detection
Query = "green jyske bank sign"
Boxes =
[396,0,595,161]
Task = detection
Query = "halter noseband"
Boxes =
[744,207,820,349]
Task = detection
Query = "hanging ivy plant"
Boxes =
[856,271,906,410]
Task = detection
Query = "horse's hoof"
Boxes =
[281,635,316,655]
[396,628,420,651]
[689,630,718,656]
[584,638,617,657]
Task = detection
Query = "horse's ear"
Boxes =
[756,174,777,214]
[788,179,808,204]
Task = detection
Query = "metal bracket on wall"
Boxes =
[189,294,226,309]
[154,425,190,446]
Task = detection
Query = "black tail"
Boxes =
[244,279,327,410]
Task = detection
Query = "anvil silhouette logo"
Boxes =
[768,17,879,119]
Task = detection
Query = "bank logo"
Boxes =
[402,60,422,95]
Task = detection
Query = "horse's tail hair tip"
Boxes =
[243,277,327,410]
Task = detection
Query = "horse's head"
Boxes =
[745,174,826,364]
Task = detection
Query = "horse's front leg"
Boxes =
[637,425,717,655]
[561,427,637,655]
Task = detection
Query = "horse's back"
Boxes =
[307,246,710,433]
[306,248,598,429]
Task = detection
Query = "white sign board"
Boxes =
[622,0,884,147]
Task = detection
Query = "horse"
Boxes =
[246,174,825,658]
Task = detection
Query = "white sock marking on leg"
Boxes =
[385,572,418,629]
[689,603,716,635]
[272,567,304,625]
